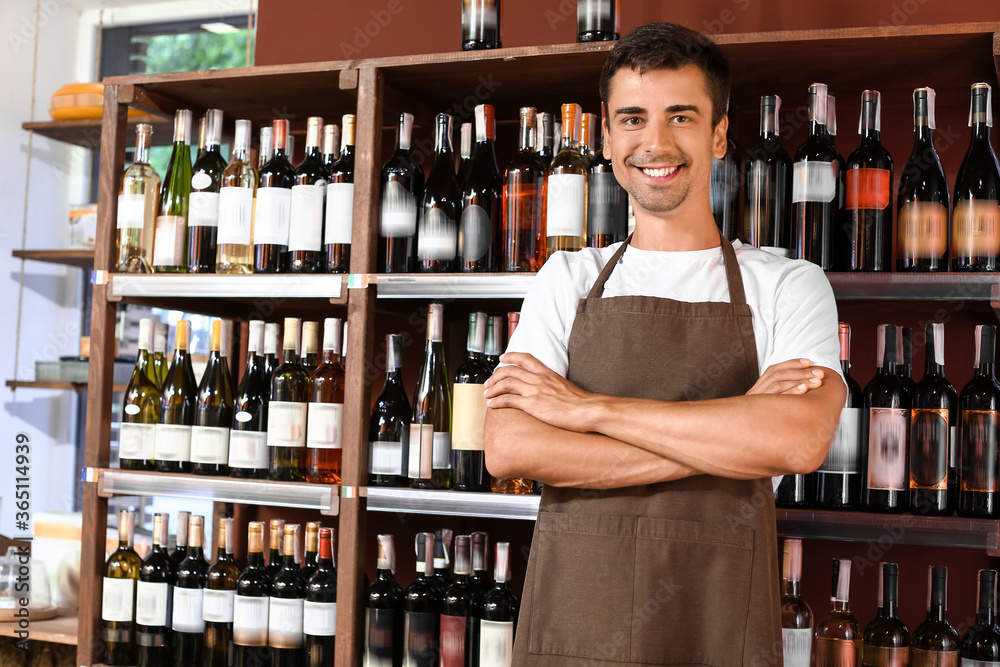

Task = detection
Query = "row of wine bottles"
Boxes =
[102,511,337,667]
[780,538,996,664]
[457,0,620,51]
[777,322,1000,517]
[717,82,1000,272]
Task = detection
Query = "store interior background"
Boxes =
[5,0,1000,634]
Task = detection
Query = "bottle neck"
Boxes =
[519,117,536,152]
[317,556,334,571]
[808,120,827,138]
[831,599,849,612]
[782,579,801,598]
[862,128,880,142]
[973,122,991,144]
[135,132,152,164]
[186,546,204,561]
[216,545,228,561]
[282,552,297,569]
[247,549,265,568]
[377,566,395,581]
[978,362,996,378]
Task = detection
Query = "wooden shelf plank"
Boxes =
[6,380,127,393]
[22,115,172,149]
[13,249,94,270]
[0,610,77,645]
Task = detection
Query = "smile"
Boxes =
[638,165,681,180]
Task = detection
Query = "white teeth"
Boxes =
[641,166,679,177]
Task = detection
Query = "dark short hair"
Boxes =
[599,23,731,128]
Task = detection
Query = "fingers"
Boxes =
[484,365,541,394]
[748,366,825,396]
[497,352,552,374]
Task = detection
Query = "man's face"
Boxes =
[603,64,728,218]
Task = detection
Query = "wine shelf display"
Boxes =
[366,487,541,520]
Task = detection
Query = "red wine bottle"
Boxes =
[910,323,957,516]
[286,116,327,273]
[268,524,306,667]
[440,534,477,667]
[379,113,423,273]
[325,113,355,274]
[255,119,294,273]
[863,324,911,513]
[452,312,491,492]
[743,94,792,257]
[187,109,226,273]
[304,527,337,667]
[136,513,172,667]
[577,0,619,41]
[792,83,840,269]
[369,334,411,487]
[952,83,1000,272]
[417,113,460,272]
[233,521,270,667]
[960,569,1000,661]
[710,121,740,241]
[845,90,893,271]
[403,532,439,666]
[461,0,501,50]
[432,529,454,596]
[958,324,1000,518]
[815,322,863,509]
[229,320,269,479]
[469,532,490,600]
[364,534,404,666]
[862,563,909,663]
[536,112,555,170]
[171,515,208,667]
[459,104,503,272]
[472,542,519,667]
[911,566,959,660]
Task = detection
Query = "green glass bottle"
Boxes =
[268,317,310,481]
[120,318,160,471]
[153,109,193,273]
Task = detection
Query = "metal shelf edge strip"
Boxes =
[110,274,345,299]
[374,274,536,299]
[366,488,540,520]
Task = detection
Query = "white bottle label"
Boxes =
[191,172,214,190]
[228,429,269,470]
[867,407,908,491]
[267,401,308,448]
[119,422,156,460]
[417,207,457,261]
[188,191,221,227]
[189,425,231,465]
[117,193,146,230]
[217,186,255,245]
[408,424,432,479]
[172,586,205,633]
[288,183,324,251]
[233,595,269,646]
[306,403,344,449]
[433,431,451,470]
[152,214,186,267]
[203,588,237,623]
[782,628,812,667]
[458,205,491,262]
[325,182,355,245]
[268,596,305,649]
[961,661,1000,667]
[154,423,193,463]
[255,187,292,245]
[303,600,337,636]
[102,577,135,622]
[380,181,417,237]
[478,619,514,667]
[135,580,170,627]
[818,407,860,474]
[792,161,837,203]
[546,173,586,237]
[370,440,404,476]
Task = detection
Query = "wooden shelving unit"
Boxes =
[0,610,78,645]
[12,249,94,270]
[6,380,126,393]
[23,115,172,148]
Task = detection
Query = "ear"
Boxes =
[601,103,611,160]
[712,114,729,160]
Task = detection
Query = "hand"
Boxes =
[746,359,826,396]
[484,352,595,433]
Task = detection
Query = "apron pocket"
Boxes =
[630,516,754,667]
[527,511,636,661]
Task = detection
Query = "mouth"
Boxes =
[636,164,682,182]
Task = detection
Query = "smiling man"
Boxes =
[483,23,846,664]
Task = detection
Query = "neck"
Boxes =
[973,123,991,143]
[832,599,849,613]
[377,567,394,580]
[915,124,935,145]
[782,579,801,598]
[282,552,297,569]
[247,550,265,568]
[979,362,995,377]
[630,212,721,252]
[322,349,340,365]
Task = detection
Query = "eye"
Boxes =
[621,116,643,127]
[672,115,692,124]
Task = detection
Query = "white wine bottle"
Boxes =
[191,319,235,476]
[102,508,142,666]
[217,118,258,274]
[410,303,452,490]
[155,319,197,473]
[120,317,160,471]
[116,123,160,273]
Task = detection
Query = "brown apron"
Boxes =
[512,236,782,666]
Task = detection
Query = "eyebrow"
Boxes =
[613,104,703,117]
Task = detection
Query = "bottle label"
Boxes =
[190,425,231,465]
[102,577,135,622]
[218,186,254,245]
[846,168,891,210]
[818,407,860,473]
[961,660,1000,667]
[546,173,586,237]
[867,407,908,491]
[228,429,269,470]
[370,440,404,476]
[910,648,957,666]
[433,430,452,470]
[864,645,909,666]
[153,423,192,463]
[587,171,627,236]
[268,596,305,649]
[117,193,146,230]
[910,408,950,490]
[119,422,156,461]
[203,588,236,622]
[288,183,324,251]
[303,600,336,636]
[815,637,861,661]
[440,614,468,667]
[152,214,186,267]
[417,207,458,261]
[233,594,269,646]
[325,182,355,245]
[898,201,949,260]
[408,423,434,479]
[255,187,292,245]
[458,204,492,262]
[478,619,514,667]
[781,628,811,667]
[267,400,308,448]
[961,409,999,492]
[135,580,170,627]
[953,200,1000,259]
[306,402,344,449]
[404,610,437,665]
[380,181,417,237]
[452,383,487,451]
[792,161,837,203]
[188,191,221,227]
[172,586,205,633]
[365,608,397,664]
[192,172,214,190]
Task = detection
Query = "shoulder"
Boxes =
[526,245,621,299]
[732,241,833,298]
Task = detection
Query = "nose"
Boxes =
[645,117,679,158]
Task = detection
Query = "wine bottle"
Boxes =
[910,323,957,516]
[370,333,412,487]
[255,119,295,273]
[862,563,909,664]
[217,118,257,274]
[121,317,160,471]
[460,104,503,272]
[536,112,555,169]
[269,524,306,667]
[898,88,951,272]
[152,109,193,272]
[828,94,851,270]
[171,511,190,570]
[474,542,519,667]
[136,513,172,667]
[230,320,269,479]
[900,327,917,395]
[300,320,320,373]
[432,528,454,596]
[743,95,792,257]
[780,539,811,667]
[815,558,862,665]
[286,116,327,273]
[774,471,814,509]
[792,83,839,269]
[403,532,439,666]
[234,521,270,667]
[187,108,226,273]
[263,322,280,380]
[484,315,503,372]
[911,566,960,662]
[417,113,460,272]
[960,569,1000,661]
[461,0,501,50]
[172,514,208,667]
[322,123,340,167]
[458,122,473,186]
[453,312,491,492]
[197,115,207,160]
[268,317,310,482]
[577,0,619,41]
[845,91,893,271]
[441,534,477,667]
[587,122,628,249]
[204,518,239,667]
[410,303,452,490]
[300,521,321,584]
[304,526,337,667]
[578,112,597,162]
[152,323,169,390]
[307,317,345,484]
[363,534,404,667]
[156,319,197,473]
[117,123,161,273]
[265,519,286,582]
[469,532,490,599]
[710,121,741,241]
[503,106,547,271]
[379,112,424,273]
[325,113,355,273]
[259,126,274,169]
[953,83,1000,272]
[959,324,1000,518]
[491,313,535,495]
[863,324,911,513]
[102,508,142,666]
[546,103,589,257]
[816,322,863,509]
[191,319,235,476]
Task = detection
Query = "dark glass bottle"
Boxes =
[410,304,452,489]
[587,122,628,249]
[304,527,337,667]
[286,116,327,273]
[233,521,271,667]
[846,90,893,271]
[780,539,812,665]
[958,324,1000,518]
[403,532,439,666]
[911,565,959,661]
[191,319,234,476]
[325,113,355,273]
[484,315,503,372]
[471,542,519,667]
[816,322,864,509]
[953,83,1000,272]
[960,569,1000,661]
[120,317,160,471]
[792,83,840,270]
[536,112,555,170]
[899,327,917,396]
[459,104,503,271]
[230,320,269,479]
[432,529,454,597]
[775,471,814,509]
[204,518,240,667]
[171,511,190,570]
[364,534,404,667]
[452,312,491,492]
[267,317,310,482]
[301,521,321,583]
[187,108,226,273]
[417,113,460,272]
[171,515,208,667]
[379,113,424,273]
[503,106,547,271]
[440,535,478,667]
[136,513,173,667]
[155,319,196,474]
[255,119,295,273]
[577,0,619,41]
[102,509,142,667]
[743,94,792,256]
[862,563,909,664]
[469,532,490,599]
[263,322,280,381]
[711,124,740,241]
[461,0,501,50]
[457,122,472,187]
[910,323,957,516]
[269,525,306,667]
[815,558,862,665]
[265,519,285,582]
[369,334,411,487]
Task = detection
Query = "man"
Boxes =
[483,23,845,665]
